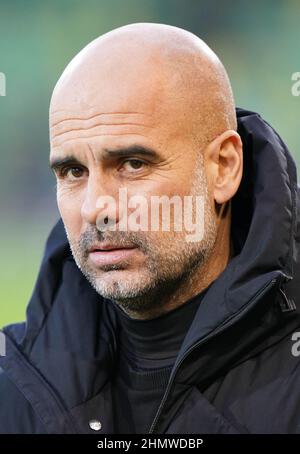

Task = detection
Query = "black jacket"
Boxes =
[1,108,300,434]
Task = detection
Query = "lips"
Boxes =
[89,242,137,252]
[88,244,137,266]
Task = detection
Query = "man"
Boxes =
[0,22,300,434]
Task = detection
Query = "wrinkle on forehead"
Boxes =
[50,111,155,147]
[52,130,153,149]
[51,111,150,128]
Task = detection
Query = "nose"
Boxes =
[81,174,120,228]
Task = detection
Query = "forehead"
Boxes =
[50,92,192,163]
[50,110,155,145]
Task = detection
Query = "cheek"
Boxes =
[150,180,191,200]
[137,177,190,199]
[57,187,83,240]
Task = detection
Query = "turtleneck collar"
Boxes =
[110,284,212,370]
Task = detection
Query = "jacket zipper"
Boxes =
[148,277,278,434]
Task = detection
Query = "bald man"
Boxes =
[1,23,300,435]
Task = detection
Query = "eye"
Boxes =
[59,166,86,180]
[121,159,147,172]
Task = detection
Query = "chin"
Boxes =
[92,269,151,300]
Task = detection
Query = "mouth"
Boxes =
[88,245,138,266]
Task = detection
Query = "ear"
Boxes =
[205,130,243,204]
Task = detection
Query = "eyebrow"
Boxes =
[49,144,160,171]
[49,156,82,172]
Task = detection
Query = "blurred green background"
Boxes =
[1,0,300,327]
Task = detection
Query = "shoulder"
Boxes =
[0,367,47,434]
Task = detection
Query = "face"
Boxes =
[49,49,218,316]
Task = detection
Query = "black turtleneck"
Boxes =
[110,284,211,434]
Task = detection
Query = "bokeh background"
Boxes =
[1,0,300,327]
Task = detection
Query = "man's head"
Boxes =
[49,23,243,319]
